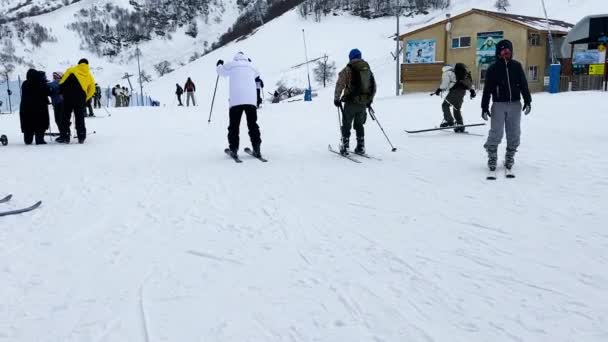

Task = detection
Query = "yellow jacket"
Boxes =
[60,63,96,101]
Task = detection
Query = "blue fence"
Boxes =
[0,79,158,114]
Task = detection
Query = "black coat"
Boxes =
[481,40,532,111]
[20,69,50,134]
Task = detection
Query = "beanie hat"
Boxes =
[349,49,362,61]
[78,58,89,65]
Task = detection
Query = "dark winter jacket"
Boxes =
[255,76,264,89]
[20,69,50,133]
[481,40,532,111]
[60,73,87,106]
[184,79,196,92]
[176,84,184,95]
[47,80,63,106]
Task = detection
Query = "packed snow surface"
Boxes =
[1,90,607,341]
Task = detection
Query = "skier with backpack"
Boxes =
[481,39,531,175]
[57,58,96,144]
[334,48,376,155]
[434,63,476,133]
[216,52,263,159]
[184,77,196,106]
[175,83,184,106]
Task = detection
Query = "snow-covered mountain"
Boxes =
[0,0,604,94]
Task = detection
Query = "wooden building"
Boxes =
[399,9,574,93]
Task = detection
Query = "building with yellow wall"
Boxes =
[400,9,573,93]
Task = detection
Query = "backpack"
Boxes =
[348,60,374,105]
[454,63,473,90]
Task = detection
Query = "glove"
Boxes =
[434,88,441,96]
[366,101,373,109]
[523,103,531,115]
[482,109,491,121]
[216,59,224,66]
[469,89,477,99]
[334,99,341,108]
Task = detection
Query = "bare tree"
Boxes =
[313,55,336,88]
[154,60,174,76]
[495,0,510,12]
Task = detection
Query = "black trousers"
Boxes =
[87,99,94,116]
[60,97,86,140]
[177,94,183,105]
[256,89,262,108]
[93,97,102,108]
[228,105,261,152]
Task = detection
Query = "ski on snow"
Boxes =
[348,151,382,161]
[328,144,361,163]
[244,148,268,162]
[0,200,42,217]
[0,194,13,204]
[224,148,243,163]
[405,123,486,134]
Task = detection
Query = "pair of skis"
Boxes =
[224,147,268,163]
[0,194,42,217]
[328,144,382,163]
[404,123,486,134]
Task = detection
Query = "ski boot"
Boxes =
[354,137,365,155]
[454,121,466,133]
[486,146,498,171]
[439,120,454,128]
[252,145,262,158]
[339,137,349,155]
[228,148,238,158]
[55,135,70,144]
[504,148,516,170]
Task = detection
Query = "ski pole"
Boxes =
[368,106,397,152]
[208,75,219,124]
[103,106,112,117]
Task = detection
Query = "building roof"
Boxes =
[400,8,574,39]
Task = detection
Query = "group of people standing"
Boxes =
[175,78,197,106]
[20,58,96,144]
[112,85,131,107]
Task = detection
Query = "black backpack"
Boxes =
[348,60,374,105]
[454,63,473,89]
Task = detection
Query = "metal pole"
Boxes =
[5,73,12,114]
[540,0,556,65]
[302,29,312,90]
[395,0,401,96]
[136,45,144,106]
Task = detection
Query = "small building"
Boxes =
[399,9,574,93]
[560,14,608,91]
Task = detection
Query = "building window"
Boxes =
[529,33,541,46]
[528,66,539,81]
[451,36,471,49]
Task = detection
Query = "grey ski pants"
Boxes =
[186,92,196,106]
[484,102,521,152]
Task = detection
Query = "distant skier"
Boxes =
[481,39,531,171]
[57,58,96,144]
[112,85,122,107]
[123,87,131,107]
[184,77,196,106]
[216,52,262,158]
[48,72,64,129]
[272,90,280,104]
[20,69,50,145]
[175,83,184,106]
[334,48,376,155]
[434,63,476,132]
[255,76,264,108]
[93,83,102,109]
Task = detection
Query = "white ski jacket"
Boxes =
[217,52,260,107]
[439,65,456,91]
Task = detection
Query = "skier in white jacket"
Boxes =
[217,52,262,158]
